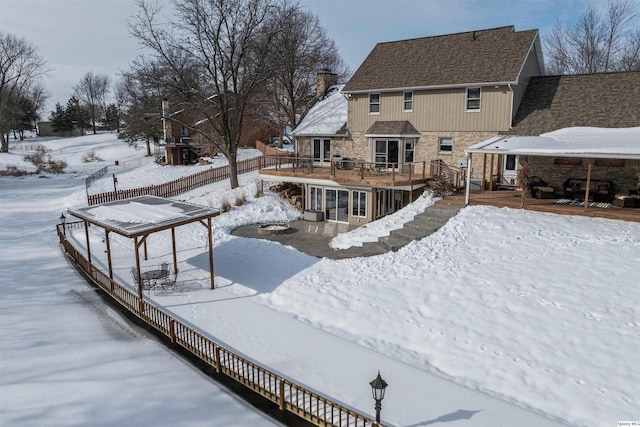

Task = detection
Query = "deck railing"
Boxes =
[261,156,428,183]
[88,155,283,206]
[57,222,381,427]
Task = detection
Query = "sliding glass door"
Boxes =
[325,189,349,222]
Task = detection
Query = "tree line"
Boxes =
[1,0,639,185]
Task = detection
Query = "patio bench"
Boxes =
[563,178,615,202]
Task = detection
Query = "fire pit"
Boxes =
[257,222,292,236]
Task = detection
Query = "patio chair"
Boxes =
[154,263,177,295]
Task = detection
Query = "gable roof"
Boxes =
[343,26,539,93]
[510,72,640,136]
[290,85,347,137]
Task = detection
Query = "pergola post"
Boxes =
[143,237,148,260]
[208,217,214,289]
[105,230,113,280]
[464,154,472,206]
[84,221,92,265]
[171,227,178,273]
[489,154,495,191]
[585,158,593,211]
[481,154,487,193]
[134,236,143,299]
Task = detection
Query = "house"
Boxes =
[260,26,544,224]
[160,102,201,165]
[465,71,640,197]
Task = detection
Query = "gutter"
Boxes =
[343,81,517,95]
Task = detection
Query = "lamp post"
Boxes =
[369,371,388,425]
[59,213,66,236]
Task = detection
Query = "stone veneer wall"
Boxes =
[522,156,640,195]
[348,130,499,179]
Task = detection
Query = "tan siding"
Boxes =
[349,87,512,133]
[512,44,543,119]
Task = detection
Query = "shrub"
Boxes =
[220,199,232,212]
[0,165,28,176]
[23,144,67,174]
[82,150,103,162]
[429,174,456,198]
[234,194,246,206]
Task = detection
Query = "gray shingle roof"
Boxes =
[365,121,420,136]
[343,26,538,92]
[510,72,640,136]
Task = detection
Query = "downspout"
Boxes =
[508,83,514,129]
[464,154,472,206]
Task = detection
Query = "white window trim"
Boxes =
[438,137,453,154]
[465,87,481,112]
[403,91,413,112]
[369,93,380,115]
[404,137,416,163]
[352,190,367,217]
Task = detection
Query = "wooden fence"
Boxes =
[57,222,380,427]
[87,155,283,206]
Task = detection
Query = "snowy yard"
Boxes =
[1,133,638,427]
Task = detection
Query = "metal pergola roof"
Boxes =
[69,195,220,298]
[70,195,220,238]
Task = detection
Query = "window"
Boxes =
[438,137,453,153]
[374,139,399,167]
[403,91,413,111]
[180,125,189,137]
[369,93,380,114]
[466,87,481,111]
[309,186,322,211]
[404,138,415,163]
[352,191,366,217]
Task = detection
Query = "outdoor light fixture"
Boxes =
[369,371,388,424]
[59,213,66,236]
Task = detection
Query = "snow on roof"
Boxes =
[465,126,640,159]
[70,195,220,237]
[291,85,347,136]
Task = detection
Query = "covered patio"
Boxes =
[463,127,640,213]
[68,195,220,299]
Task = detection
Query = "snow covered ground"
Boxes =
[1,133,638,426]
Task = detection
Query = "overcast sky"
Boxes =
[0,0,612,116]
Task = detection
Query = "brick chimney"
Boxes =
[316,69,338,99]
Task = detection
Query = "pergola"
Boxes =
[69,195,220,298]
[464,127,640,208]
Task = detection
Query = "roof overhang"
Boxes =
[343,81,516,95]
[365,121,420,138]
[69,195,220,238]
[465,127,640,160]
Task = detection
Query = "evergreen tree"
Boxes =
[15,95,38,139]
[65,96,89,133]
[49,102,72,133]
[104,103,120,131]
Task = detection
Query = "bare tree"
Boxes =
[545,0,640,74]
[263,2,348,145]
[0,33,49,152]
[73,72,111,134]
[129,0,279,189]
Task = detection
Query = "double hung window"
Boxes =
[466,87,481,111]
[369,93,380,114]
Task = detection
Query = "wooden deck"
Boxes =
[259,164,429,187]
[436,190,640,223]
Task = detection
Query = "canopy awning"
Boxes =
[465,126,640,160]
[365,121,421,138]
